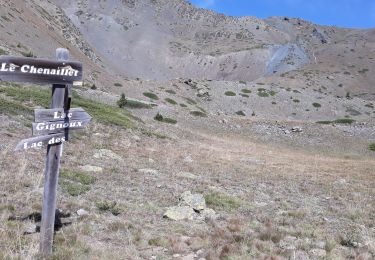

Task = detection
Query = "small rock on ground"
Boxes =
[79,165,103,173]
[93,149,122,161]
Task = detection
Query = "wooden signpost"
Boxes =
[1,49,90,256]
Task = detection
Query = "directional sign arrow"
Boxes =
[15,133,67,151]
[32,118,91,136]
[0,56,82,85]
[34,107,91,123]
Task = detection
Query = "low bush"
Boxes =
[165,98,177,105]
[143,92,159,100]
[312,102,321,108]
[154,113,177,124]
[165,89,176,94]
[241,89,251,94]
[190,111,207,117]
[225,91,236,96]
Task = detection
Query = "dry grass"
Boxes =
[0,114,374,259]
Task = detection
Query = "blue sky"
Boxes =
[189,0,375,29]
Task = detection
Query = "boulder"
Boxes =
[179,191,206,211]
[164,206,195,221]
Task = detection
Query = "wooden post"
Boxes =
[39,48,70,256]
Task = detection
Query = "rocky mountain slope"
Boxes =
[0,0,375,259]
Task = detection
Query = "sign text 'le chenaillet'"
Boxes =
[0,56,83,84]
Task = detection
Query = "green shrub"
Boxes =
[369,143,375,151]
[180,103,187,107]
[117,93,127,108]
[239,94,249,98]
[190,111,207,117]
[114,83,123,87]
[143,92,159,100]
[165,89,176,94]
[163,118,177,124]
[225,91,236,96]
[204,192,242,211]
[241,89,252,94]
[184,97,197,105]
[154,113,177,124]
[154,113,163,122]
[312,102,321,108]
[236,110,246,116]
[165,98,177,105]
[269,90,277,96]
[316,119,355,125]
[316,121,333,125]
[334,118,355,124]
[257,91,269,97]
[293,99,300,103]
[125,100,153,109]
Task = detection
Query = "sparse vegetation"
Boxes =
[154,112,177,124]
[317,118,355,125]
[241,89,251,94]
[312,102,321,108]
[60,169,96,196]
[114,83,123,87]
[165,89,176,94]
[257,91,269,97]
[184,97,197,105]
[0,85,134,128]
[96,201,121,216]
[143,92,159,100]
[257,88,276,97]
[225,91,236,96]
[235,110,246,116]
[205,192,242,211]
[125,99,153,109]
[190,110,207,117]
[165,98,177,105]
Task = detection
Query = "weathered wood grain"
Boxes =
[0,55,82,84]
[15,133,66,151]
[32,118,91,136]
[39,48,70,256]
[34,107,91,123]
